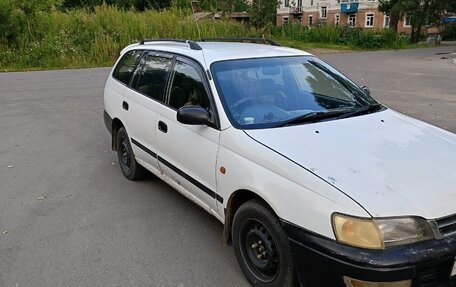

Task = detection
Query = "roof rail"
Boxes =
[200,37,280,46]
[138,39,202,50]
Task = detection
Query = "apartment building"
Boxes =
[276,0,412,34]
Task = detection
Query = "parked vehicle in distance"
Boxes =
[103,38,456,287]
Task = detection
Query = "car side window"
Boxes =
[112,50,143,85]
[135,55,173,101]
[168,60,210,111]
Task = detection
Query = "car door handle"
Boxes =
[158,121,168,133]
[122,101,129,111]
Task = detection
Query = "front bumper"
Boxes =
[281,220,456,287]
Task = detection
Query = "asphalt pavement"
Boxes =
[320,46,456,133]
[0,46,455,287]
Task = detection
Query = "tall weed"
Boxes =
[0,5,411,71]
[272,23,409,49]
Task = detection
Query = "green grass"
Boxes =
[271,24,412,50]
[0,5,258,71]
[273,39,353,52]
[0,5,429,72]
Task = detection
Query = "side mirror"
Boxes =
[177,105,211,125]
[360,85,370,96]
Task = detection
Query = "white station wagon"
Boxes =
[103,38,456,287]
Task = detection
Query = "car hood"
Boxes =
[245,109,456,219]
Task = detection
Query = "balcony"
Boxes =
[290,6,303,15]
[341,2,359,13]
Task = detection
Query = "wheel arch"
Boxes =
[111,118,124,151]
[223,189,278,246]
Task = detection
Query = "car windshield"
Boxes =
[211,56,381,129]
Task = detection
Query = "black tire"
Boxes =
[116,127,146,180]
[232,200,297,287]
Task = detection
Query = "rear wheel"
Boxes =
[232,200,297,287]
[116,127,145,180]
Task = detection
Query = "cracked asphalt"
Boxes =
[0,45,455,287]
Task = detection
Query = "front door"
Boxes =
[154,57,221,214]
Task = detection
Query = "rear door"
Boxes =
[107,49,143,124]
[154,56,221,213]
[122,51,174,174]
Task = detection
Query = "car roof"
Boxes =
[197,42,312,63]
[121,41,313,66]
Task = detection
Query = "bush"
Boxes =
[271,23,409,49]
[0,0,27,45]
[442,24,456,41]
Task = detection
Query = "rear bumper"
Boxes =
[104,110,112,135]
[281,220,456,287]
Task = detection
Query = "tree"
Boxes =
[172,0,190,9]
[11,0,62,40]
[379,0,456,43]
[249,0,279,29]
[196,0,248,13]
[221,0,249,13]
[60,0,252,12]
[427,0,456,25]
[61,0,99,9]
[61,0,172,11]
[378,0,403,33]
[0,0,21,44]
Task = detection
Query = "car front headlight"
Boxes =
[332,214,434,250]
[374,217,434,246]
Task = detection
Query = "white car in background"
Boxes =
[104,38,456,287]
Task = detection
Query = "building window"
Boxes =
[283,16,289,25]
[383,15,390,28]
[348,14,356,27]
[308,15,313,27]
[284,0,290,7]
[367,0,376,2]
[335,14,340,26]
[404,14,412,27]
[365,13,374,28]
[310,0,313,6]
[321,7,327,19]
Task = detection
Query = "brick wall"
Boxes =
[276,9,413,35]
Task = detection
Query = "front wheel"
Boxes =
[116,127,146,180]
[232,200,297,287]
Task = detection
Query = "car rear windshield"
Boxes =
[211,56,379,129]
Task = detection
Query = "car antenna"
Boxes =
[191,1,202,41]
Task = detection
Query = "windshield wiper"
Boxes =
[336,103,383,119]
[277,109,351,127]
